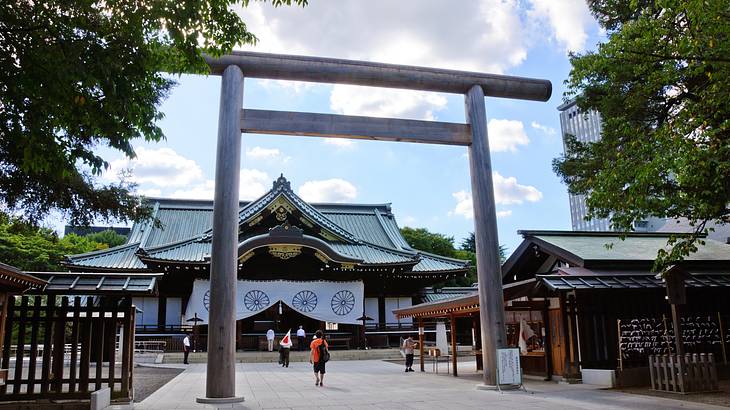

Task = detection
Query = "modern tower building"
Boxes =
[557,98,613,231]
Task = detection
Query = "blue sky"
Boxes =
[90,0,604,253]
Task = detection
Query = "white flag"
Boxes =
[519,319,536,354]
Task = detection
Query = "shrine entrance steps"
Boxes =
[159,348,403,364]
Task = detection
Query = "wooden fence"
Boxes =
[649,353,719,393]
[0,296,135,402]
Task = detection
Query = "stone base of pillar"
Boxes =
[196,396,245,404]
[475,383,521,391]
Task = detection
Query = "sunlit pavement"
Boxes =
[131,359,724,410]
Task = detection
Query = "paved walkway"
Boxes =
[133,360,725,410]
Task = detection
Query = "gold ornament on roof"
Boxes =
[268,245,302,260]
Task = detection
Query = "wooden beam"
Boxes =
[205,51,552,102]
[241,109,472,146]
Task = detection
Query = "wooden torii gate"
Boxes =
[198,51,551,403]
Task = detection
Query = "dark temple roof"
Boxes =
[65,175,468,275]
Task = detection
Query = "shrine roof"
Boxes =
[65,176,468,274]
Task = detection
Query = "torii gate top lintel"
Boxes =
[204,51,552,102]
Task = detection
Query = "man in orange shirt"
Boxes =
[309,330,329,386]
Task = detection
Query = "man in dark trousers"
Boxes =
[297,325,306,351]
[183,333,191,365]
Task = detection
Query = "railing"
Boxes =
[1,296,135,401]
[649,353,719,393]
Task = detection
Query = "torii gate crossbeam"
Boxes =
[198,51,551,403]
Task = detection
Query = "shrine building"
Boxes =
[60,175,468,350]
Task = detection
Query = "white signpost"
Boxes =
[496,347,524,391]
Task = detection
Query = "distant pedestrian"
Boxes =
[309,330,329,387]
[279,329,292,367]
[183,333,191,365]
[402,335,417,372]
[266,328,275,352]
[297,326,306,351]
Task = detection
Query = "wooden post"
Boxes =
[671,304,684,357]
[718,312,727,365]
[465,84,507,387]
[450,314,458,377]
[418,318,425,372]
[201,64,244,403]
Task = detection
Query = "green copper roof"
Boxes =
[526,231,730,263]
[66,176,468,274]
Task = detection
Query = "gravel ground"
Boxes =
[616,380,730,408]
[133,365,184,402]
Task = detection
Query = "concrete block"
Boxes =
[90,387,110,410]
[581,369,616,387]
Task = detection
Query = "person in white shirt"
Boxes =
[183,333,191,364]
[266,328,275,352]
[296,326,306,351]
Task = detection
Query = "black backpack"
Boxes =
[318,340,330,363]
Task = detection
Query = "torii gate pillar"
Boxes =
[197,65,245,404]
[466,85,507,387]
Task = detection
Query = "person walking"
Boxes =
[296,326,306,351]
[266,328,275,352]
[183,333,191,365]
[309,330,329,387]
[402,335,417,372]
[279,329,292,368]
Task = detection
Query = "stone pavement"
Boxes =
[132,360,725,410]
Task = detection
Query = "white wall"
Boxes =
[165,297,182,326]
[132,297,159,327]
[364,297,379,328]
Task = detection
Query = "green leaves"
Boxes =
[0,213,108,272]
[0,0,306,226]
[555,0,730,272]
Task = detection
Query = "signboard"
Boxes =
[497,348,522,385]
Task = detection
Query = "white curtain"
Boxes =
[185,279,364,325]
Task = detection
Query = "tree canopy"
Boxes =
[400,228,507,287]
[84,229,128,248]
[0,213,107,271]
[0,0,305,226]
[553,0,730,270]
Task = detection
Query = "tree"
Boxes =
[460,232,507,263]
[553,0,730,270]
[85,229,128,248]
[0,0,305,226]
[400,227,459,258]
[0,213,106,271]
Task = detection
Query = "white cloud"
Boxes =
[323,138,357,149]
[492,172,543,205]
[450,191,515,220]
[298,179,358,203]
[237,1,530,120]
[170,169,270,200]
[531,121,557,136]
[528,0,595,52]
[451,191,474,219]
[237,1,528,73]
[246,146,281,160]
[487,119,530,152]
[239,169,271,200]
[330,85,448,120]
[449,172,541,219]
[105,147,204,187]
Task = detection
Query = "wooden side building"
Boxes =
[396,230,730,384]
